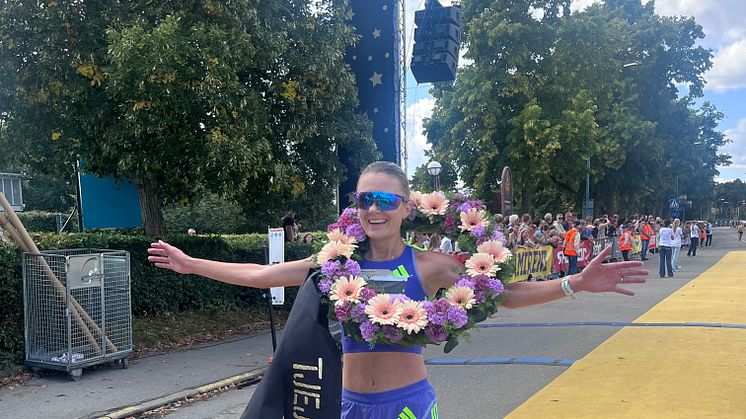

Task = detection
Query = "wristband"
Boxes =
[561,277,576,300]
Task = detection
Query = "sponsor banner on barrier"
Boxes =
[552,240,593,273]
[510,245,554,283]
[648,233,657,249]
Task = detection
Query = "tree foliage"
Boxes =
[0,0,376,235]
[425,0,729,218]
[409,159,459,193]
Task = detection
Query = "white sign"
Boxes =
[268,227,285,305]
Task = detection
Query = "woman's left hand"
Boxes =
[574,246,648,296]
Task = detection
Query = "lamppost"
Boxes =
[583,156,591,219]
[427,161,442,192]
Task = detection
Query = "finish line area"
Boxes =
[498,251,746,418]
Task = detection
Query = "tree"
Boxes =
[425,0,728,217]
[0,0,376,235]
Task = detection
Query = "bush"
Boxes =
[16,210,79,233]
[163,192,249,234]
[0,231,317,368]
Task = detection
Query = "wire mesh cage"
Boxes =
[23,249,132,380]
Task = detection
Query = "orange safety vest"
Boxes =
[640,224,652,241]
[563,229,578,256]
[620,230,632,251]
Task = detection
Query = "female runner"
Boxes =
[148,161,648,418]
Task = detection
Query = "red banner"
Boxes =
[553,240,593,272]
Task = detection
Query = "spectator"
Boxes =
[705,222,713,247]
[187,228,197,236]
[282,210,297,243]
[440,235,454,253]
[553,213,566,235]
[428,234,442,252]
[563,220,582,275]
[738,223,744,244]
[658,219,674,278]
[672,219,683,272]
[619,224,633,261]
[687,221,700,257]
[301,233,314,244]
[639,219,652,260]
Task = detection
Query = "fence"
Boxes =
[509,235,649,282]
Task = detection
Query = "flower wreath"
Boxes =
[316,191,515,353]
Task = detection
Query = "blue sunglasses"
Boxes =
[355,191,408,211]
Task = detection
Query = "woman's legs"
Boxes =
[622,250,630,261]
[672,246,681,271]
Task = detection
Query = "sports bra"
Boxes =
[341,245,428,355]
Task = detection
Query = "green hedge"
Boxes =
[16,210,79,233]
[0,232,316,368]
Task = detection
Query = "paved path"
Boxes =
[507,249,746,418]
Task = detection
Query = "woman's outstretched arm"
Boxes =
[147,240,316,288]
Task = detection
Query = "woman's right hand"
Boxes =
[148,240,192,274]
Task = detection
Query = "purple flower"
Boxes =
[318,279,334,294]
[471,275,490,291]
[327,223,342,233]
[458,202,474,213]
[474,290,486,304]
[471,226,486,238]
[359,287,377,302]
[334,301,352,322]
[424,324,449,343]
[390,294,411,304]
[447,306,468,328]
[424,298,451,326]
[382,325,403,343]
[488,279,504,295]
[321,260,341,277]
[344,259,362,276]
[350,303,368,322]
[454,192,468,202]
[360,320,380,342]
[341,207,358,220]
[455,278,475,289]
[492,229,506,244]
[345,223,367,243]
[444,215,457,230]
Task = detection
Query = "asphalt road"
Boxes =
[169,227,742,419]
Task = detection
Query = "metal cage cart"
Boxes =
[23,249,132,380]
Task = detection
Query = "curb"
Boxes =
[85,368,266,419]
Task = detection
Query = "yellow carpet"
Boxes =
[507,252,746,419]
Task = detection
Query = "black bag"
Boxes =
[241,270,342,419]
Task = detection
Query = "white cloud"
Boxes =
[405,97,435,177]
[705,39,746,92]
[718,117,746,175]
[570,0,599,13]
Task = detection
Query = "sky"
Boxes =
[402,0,746,184]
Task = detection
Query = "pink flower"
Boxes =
[477,240,513,263]
[465,253,500,277]
[418,192,449,216]
[445,285,477,309]
[410,191,424,207]
[459,208,489,232]
[394,300,429,334]
[316,240,356,265]
[365,294,401,325]
[326,229,357,246]
[329,276,367,306]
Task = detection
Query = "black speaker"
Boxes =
[411,0,462,83]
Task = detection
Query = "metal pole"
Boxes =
[74,161,84,232]
[263,246,277,352]
[584,157,591,218]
